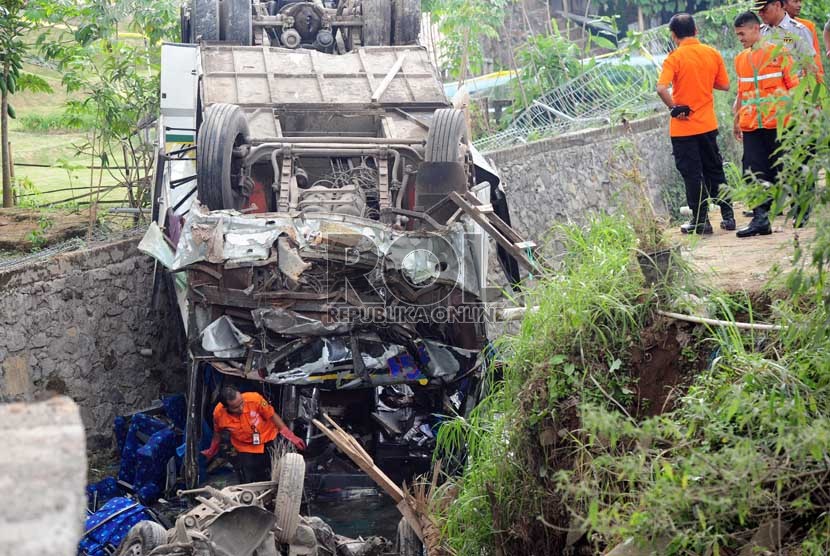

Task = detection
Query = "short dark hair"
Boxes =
[734,11,761,27]
[669,13,696,38]
[220,385,240,405]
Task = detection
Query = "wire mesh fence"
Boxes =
[473,60,665,152]
[0,222,148,273]
[473,4,744,153]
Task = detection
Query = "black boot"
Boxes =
[720,218,736,231]
[736,210,772,238]
[680,220,713,235]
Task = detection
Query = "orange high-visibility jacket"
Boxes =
[735,43,799,131]
[795,17,825,79]
[213,392,278,454]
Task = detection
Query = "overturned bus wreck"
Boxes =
[141,40,531,492]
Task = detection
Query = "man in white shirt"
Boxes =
[755,0,816,71]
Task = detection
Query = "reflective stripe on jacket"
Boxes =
[735,44,799,131]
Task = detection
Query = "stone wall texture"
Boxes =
[0,238,185,448]
[489,114,676,248]
[0,397,86,556]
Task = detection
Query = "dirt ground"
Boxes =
[0,208,89,252]
[666,205,816,292]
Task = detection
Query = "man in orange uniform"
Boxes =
[202,386,306,482]
[825,19,830,58]
[732,11,800,237]
[657,13,735,235]
[783,0,824,78]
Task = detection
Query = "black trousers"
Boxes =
[742,127,781,213]
[233,448,272,483]
[671,129,734,224]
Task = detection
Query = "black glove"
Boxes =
[670,105,692,118]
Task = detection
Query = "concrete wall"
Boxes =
[0,397,86,556]
[488,114,678,247]
[0,238,185,448]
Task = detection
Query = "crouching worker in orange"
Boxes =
[733,10,799,237]
[201,386,306,483]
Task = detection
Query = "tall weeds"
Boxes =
[434,215,648,554]
[434,207,830,553]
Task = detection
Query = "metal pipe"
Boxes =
[252,137,425,145]
[287,147,390,156]
[396,166,413,209]
[252,146,420,159]
[269,148,285,177]
[656,309,784,331]
[390,148,401,186]
[247,143,424,165]
[253,14,364,27]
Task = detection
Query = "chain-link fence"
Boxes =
[0,222,148,273]
[473,58,665,152]
[473,4,746,153]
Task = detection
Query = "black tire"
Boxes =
[197,103,251,210]
[192,0,220,41]
[396,518,425,556]
[361,0,392,46]
[424,108,468,162]
[392,0,420,45]
[115,521,168,556]
[274,453,305,544]
[220,0,252,45]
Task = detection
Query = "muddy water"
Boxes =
[306,494,400,540]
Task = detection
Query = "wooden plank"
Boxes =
[324,414,373,463]
[308,50,325,103]
[448,191,539,272]
[371,52,407,103]
[461,191,526,244]
[262,45,276,104]
[392,107,430,130]
[395,52,417,102]
[312,418,404,502]
[191,285,262,308]
[357,48,377,92]
[396,499,425,542]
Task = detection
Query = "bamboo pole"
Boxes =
[312,415,425,542]
[656,310,784,331]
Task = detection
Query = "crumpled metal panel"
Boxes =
[252,307,353,337]
[265,337,408,387]
[276,236,311,282]
[419,339,478,379]
[154,201,481,298]
[138,222,175,268]
[200,316,253,358]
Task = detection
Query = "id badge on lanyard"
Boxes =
[252,428,261,445]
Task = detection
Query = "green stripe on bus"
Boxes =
[165,134,194,142]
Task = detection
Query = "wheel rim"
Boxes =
[126,542,144,556]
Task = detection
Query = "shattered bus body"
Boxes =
[143,40,525,491]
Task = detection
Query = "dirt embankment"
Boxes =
[0,208,88,251]
[669,209,815,293]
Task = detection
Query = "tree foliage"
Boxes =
[32,0,179,212]
[0,0,54,207]
[513,24,585,108]
[424,0,509,81]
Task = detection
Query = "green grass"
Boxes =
[433,215,649,555]
[8,64,127,206]
[433,211,830,555]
